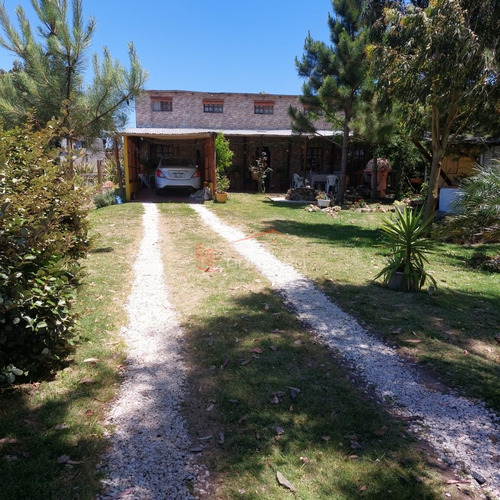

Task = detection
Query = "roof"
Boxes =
[122,127,339,139]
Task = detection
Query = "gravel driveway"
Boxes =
[98,202,499,499]
[190,203,500,498]
[97,204,207,499]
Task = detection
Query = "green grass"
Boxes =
[156,202,467,499]
[2,196,497,499]
[0,203,143,500]
[208,194,500,414]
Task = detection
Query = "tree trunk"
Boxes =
[371,155,378,200]
[338,112,350,204]
[114,137,125,199]
[423,151,444,220]
[424,106,450,220]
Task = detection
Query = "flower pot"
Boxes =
[317,199,330,208]
[215,192,228,203]
[388,271,404,291]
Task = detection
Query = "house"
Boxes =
[121,90,373,200]
[439,138,500,187]
[121,89,499,201]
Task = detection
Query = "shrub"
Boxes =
[0,120,91,383]
[93,190,116,209]
[375,206,436,292]
[439,163,500,243]
[215,132,233,193]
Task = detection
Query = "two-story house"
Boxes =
[122,90,370,199]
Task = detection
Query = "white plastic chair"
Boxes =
[326,175,339,198]
[292,173,304,189]
[139,173,151,189]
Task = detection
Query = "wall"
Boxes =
[135,90,330,131]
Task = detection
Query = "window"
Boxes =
[303,105,322,117]
[306,147,323,170]
[203,102,223,113]
[152,100,172,112]
[150,144,177,163]
[254,101,274,114]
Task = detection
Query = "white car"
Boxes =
[155,157,202,193]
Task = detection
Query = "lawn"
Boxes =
[207,194,500,415]
[1,196,497,499]
[0,203,143,500]
[156,201,488,499]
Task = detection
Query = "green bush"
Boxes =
[439,163,500,243]
[0,121,91,383]
[93,190,116,208]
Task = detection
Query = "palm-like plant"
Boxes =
[375,206,437,292]
[441,164,500,243]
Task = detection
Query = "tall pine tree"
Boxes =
[290,0,369,202]
[0,0,147,154]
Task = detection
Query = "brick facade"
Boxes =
[126,90,371,196]
[135,90,311,130]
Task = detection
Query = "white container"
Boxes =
[439,188,464,213]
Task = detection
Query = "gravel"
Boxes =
[97,204,207,499]
[191,203,500,498]
[97,201,499,499]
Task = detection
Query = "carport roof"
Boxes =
[122,127,338,139]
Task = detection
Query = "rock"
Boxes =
[471,471,486,485]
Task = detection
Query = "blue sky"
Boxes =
[0,0,333,95]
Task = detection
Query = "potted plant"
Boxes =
[215,174,230,203]
[315,191,330,208]
[249,151,272,194]
[214,132,234,203]
[375,205,437,292]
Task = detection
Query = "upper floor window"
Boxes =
[152,99,172,112]
[303,105,322,117]
[203,101,224,113]
[254,101,274,114]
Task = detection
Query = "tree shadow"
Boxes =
[259,218,382,248]
[313,277,500,413]
[180,287,451,499]
[0,360,117,499]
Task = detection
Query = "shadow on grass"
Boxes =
[89,246,114,254]
[258,218,382,249]
[313,277,500,414]
[182,288,444,499]
[0,362,116,500]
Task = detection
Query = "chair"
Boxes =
[139,173,151,189]
[292,173,304,189]
[326,175,339,198]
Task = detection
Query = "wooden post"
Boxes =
[97,159,103,186]
[114,137,125,199]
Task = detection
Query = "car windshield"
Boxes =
[159,158,194,168]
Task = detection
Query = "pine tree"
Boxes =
[0,0,147,157]
[290,0,369,202]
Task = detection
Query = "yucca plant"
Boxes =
[375,205,437,292]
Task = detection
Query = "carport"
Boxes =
[122,128,217,201]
